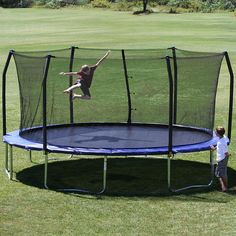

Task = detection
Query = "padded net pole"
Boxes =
[42,55,53,190]
[69,46,77,124]
[166,56,174,191]
[2,50,14,135]
[122,49,132,124]
[171,47,178,124]
[224,52,234,140]
[42,55,54,152]
[166,56,174,154]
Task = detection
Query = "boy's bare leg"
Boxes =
[73,93,91,100]
[222,177,228,190]
[219,177,227,192]
[64,83,81,93]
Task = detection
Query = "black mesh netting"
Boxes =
[12,48,224,135]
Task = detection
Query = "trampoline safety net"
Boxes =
[12,47,225,134]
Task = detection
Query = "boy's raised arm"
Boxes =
[59,71,78,76]
[95,50,110,67]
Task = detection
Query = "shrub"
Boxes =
[61,0,90,6]
[113,0,136,11]
[90,0,111,8]
[220,0,236,10]
[167,0,201,9]
[0,0,33,8]
[35,0,89,7]
[34,0,48,6]
[157,0,169,5]
[44,0,62,8]
[201,0,236,12]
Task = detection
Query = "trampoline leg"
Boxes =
[5,144,13,180]
[98,156,107,194]
[9,145,13,180]
[169,151,215,193]
[58,156,108,194]
[44,152,49,189]
[210,150,215,183]
[68,154,74,159]
[42,154,107,194]
[4,143,13,179]
[167,155,171,191]
[29,150,33,163]
[5,143,9,175]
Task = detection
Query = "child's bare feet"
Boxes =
[73,94,91,100]
[72,94,82,99]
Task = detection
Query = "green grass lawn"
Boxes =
[1,7,236,235]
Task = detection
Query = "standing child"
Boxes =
[60,50,110,100]
[211,126,230,192]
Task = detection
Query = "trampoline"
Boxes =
[2,47,234,194]
[4,123,215,155]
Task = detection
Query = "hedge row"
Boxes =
[0,0,235,12]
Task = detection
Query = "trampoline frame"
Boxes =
[4,142,215,194]
[2,47,234,194]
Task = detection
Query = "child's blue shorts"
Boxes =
[215,157,228,178]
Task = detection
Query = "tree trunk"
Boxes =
[143,0,148,12]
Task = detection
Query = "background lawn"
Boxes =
[0,7,236,235]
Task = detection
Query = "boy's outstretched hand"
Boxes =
[210,145,216,150]
[105,50,111,57]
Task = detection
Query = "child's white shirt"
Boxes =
[216,135,229,162]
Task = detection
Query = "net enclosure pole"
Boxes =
[166,56,174,190]
[69,46,77,124]
[166,56,174,155]
[42,55,53,189]
[171,47,178,124]
[122,49,132,124]
[224,51,234,140]
[42,55,53,153]
[2,50,14,136]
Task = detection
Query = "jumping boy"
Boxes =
[60,50,110,100]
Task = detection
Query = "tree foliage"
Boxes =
[0,0,33,7]
[0,0,236,11]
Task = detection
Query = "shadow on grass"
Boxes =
[16,157,236,197]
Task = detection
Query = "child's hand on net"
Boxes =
[225,152,231,158]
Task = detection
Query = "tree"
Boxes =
[0,0,32,7]
[134,0,151,14]
[142,0,148,12]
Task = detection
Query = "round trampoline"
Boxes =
[2,47,234,193]
[4,123,215,155]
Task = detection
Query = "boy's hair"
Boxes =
[81,65,90,73]
[216,126,225,137]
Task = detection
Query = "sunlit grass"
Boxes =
[0,7,236,235]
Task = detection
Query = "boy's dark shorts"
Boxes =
[80,83,91,97]
[76,80,91,97]
[215,157,228,178]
